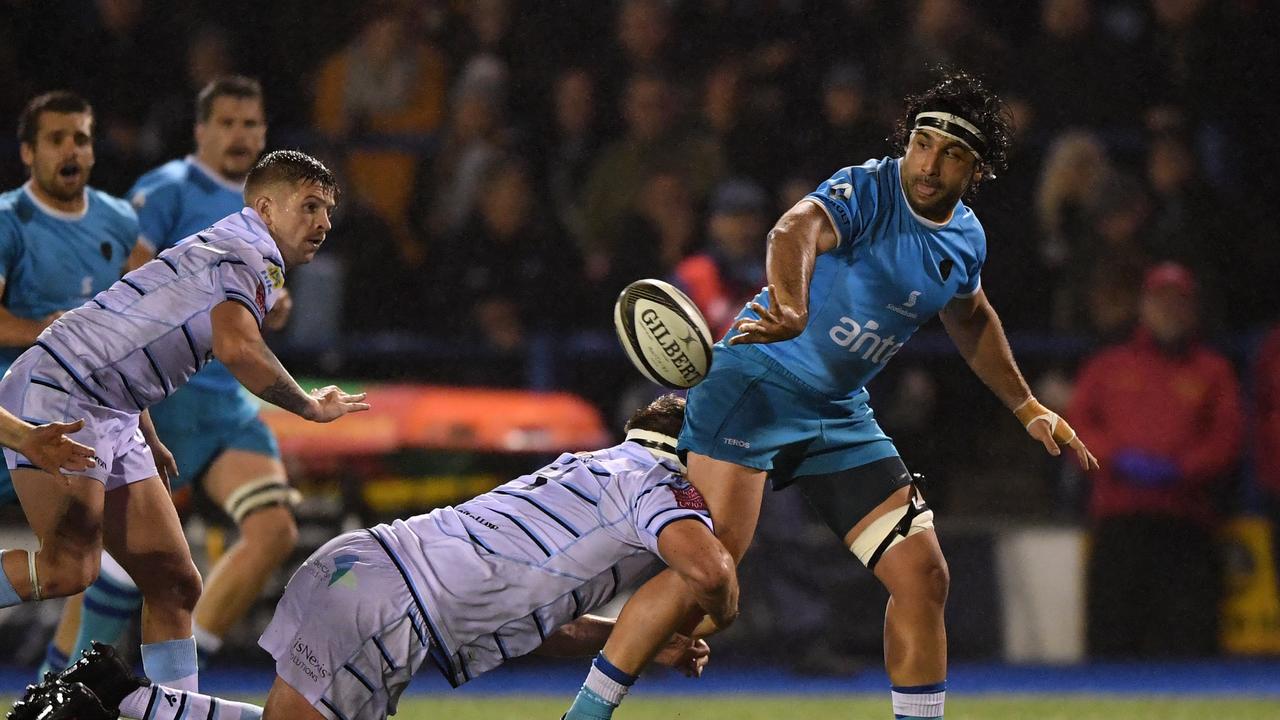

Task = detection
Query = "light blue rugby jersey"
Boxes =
[728,157,987,399]
[0,183,138,367]
[128,157,246,392]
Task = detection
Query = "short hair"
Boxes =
[17,91,93,146]
[196,76,264,123]
[890,68,1014,196]
[244,150,339,204]
[624,394,686,438]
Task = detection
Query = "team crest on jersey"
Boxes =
[265,265,285,290]
[672,481,707,511]
[939,259,954,281]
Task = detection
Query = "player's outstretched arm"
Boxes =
[940,290,1098,470]
[728,201,836,346]
[211,301,369,422]
[0,408,94,476]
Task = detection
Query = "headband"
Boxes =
[914,111,987,159]
[625,428,686,473]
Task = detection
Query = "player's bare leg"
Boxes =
[566,453,763,720]
[102,475,203,690]
[194,450,297,656]
[6,469,105,600]
[848,485,949,718]
[262,675,322,720]
[38,593,84,675]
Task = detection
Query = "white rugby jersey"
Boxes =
[32,208,284,412]
[366,438,713,686]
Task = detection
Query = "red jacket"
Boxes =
[1255,326,1280,498]
[1069,328,1244,526]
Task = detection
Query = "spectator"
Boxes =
[540,67,601,248]
[672,178,769,337]
[796,63,887,175]
[1034,130,1115,331]
[438,158,580,348]
[312,7,448,246]
[579,74,724,261]
[139,25,236,164]
[1255,325,1280,600]
[1070,262,1243,658]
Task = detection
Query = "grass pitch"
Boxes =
[7,693,1279,718]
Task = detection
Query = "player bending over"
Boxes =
[0,150,367,697]
[15,395,737,720]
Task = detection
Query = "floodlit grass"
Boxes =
[11,694,1272,720]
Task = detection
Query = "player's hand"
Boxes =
[728,285,806,345]
[652,633,710,678]
[18,419,95,477]
[264,288,293,332]
[1025,416,1099,471]
[149,437,179,492]
[306,385,370,423]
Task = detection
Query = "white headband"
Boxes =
[625,428,686,473]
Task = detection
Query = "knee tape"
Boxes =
[848,487,935,570]
[223,477,301,525]
[29,550,41,601]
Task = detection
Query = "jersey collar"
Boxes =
[625,429,686,473]
[22,181,88,221]
[187,155,246,194]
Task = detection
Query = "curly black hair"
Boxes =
[624,393,686,438]
[891,68,1013,196]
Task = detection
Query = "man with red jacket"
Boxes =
[1070,262,1243,657]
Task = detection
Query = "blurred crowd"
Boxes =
[2,0,1280,661]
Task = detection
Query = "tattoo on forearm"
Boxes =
[258,379,312,417]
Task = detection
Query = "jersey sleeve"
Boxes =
[802,165,870,249]
[0,212,20,286]
[216,241,270,326]
[128,178,180,253]
[631,473,714,561]
[955,226,987,298]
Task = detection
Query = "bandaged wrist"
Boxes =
[1013,396,1077,445]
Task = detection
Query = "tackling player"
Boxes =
[16,395,737,720]
[0,150,367,698]
[37,76,292,673]
[564,70,1099,720]
[0,90,168,677]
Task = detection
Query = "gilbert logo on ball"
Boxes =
[614,279,714,389]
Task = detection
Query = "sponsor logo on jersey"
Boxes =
[254,281,267,315]
[328,554,359,588]
[887,290,923,319]
[291,637,331,682]
[722,437,751,449]
[672,481,708,511]
[828,317,904,363]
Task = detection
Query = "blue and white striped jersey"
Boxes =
[32,207,284,413]
[368,439,713,685]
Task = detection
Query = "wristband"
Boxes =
[1013,397,1077,445]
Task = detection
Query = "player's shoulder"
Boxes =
[950,201,987,249]
[0,188,22,217]
[86,187,139,235]
[128,159,190,205]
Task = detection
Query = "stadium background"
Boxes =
[2,0,1280,713]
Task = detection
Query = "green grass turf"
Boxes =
[12,694,1274,719]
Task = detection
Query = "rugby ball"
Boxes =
[614,279,714,389]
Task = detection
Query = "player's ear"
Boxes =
[18,142,34,170]
[253,193,274,226]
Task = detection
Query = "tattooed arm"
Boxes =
[211,301,368,422]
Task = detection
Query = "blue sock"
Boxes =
[72,572,142,660]
[892,681,946,719]
[141,637,198,692]
[0,550,24,608]
[36,642,70,680]
[564,652,637,720]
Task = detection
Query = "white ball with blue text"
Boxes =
[614,279,714,389]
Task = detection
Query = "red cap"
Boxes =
[1143,262,1197,296]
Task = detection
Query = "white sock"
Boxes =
[582,663,632,705]
[891,683,946,718]
[120,684,263,720]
